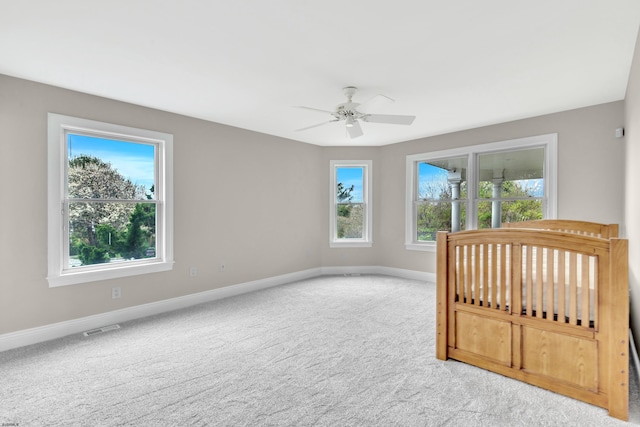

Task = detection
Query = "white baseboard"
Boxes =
[0,266,432,353]
[320,265,436,283]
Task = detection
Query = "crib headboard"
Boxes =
[502,219,618,238]
[436,224,629,420]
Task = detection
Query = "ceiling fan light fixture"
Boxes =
[345,116,355,127]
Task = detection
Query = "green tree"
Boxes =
[416,181,467,240]
[336,182,362,238]
[77,243,109,265]
[337,182,354,216]
[68,155,146,265]
[95,223,123,257]
[121,204,148,259]
[477,180,542,229]
[417,178,541,239]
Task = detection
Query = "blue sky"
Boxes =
[418,162,448,199]
[336,167,363,202]
[67,134,155,191]
[419,162,447,182]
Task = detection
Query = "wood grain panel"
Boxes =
[521,326,597,391]
[455,311,511,364]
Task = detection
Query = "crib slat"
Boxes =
[473,245,480,306]
[535,247,543,319]
[593,257,598,329]
[512,244,522,316]
[465,245,471,304]
[569,253,578,326]
[546,248,554,322]
[460,245,466,303]
[483,244,489,307]
[490,244,497,309]
[526,247,533,316]
[501,243,508,312]
[447,245,460,297]
[557,251,566,323]
[581,255,590,326]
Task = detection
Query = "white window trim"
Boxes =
[405,133,557,252]
[47,113,174,287]
[330,160,373,248]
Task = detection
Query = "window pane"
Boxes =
[69,202,156,268]
[67,134,156,200]
[336,167,364,203]
[416,201,467,241]
[337,203,364,239]
[477,200,543,229]
[503,179,544,198]
[418,157,467,200]
[478,148,544,199]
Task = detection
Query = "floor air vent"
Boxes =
[83,324,121,337]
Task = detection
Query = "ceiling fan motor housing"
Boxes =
[336,102,362,120]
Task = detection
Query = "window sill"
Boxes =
[405,242,436,252]
[48,260,175,287]
[330,240,373,248]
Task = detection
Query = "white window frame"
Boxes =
[47,113,174,287]
[405,133,557,251]
[330,160,373,248]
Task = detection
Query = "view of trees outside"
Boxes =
[67,135,157,268]
[336,167,364,239]
[416,170,468,241]
[477,180,543,229]
[416,160,543,241]
[477,148,544,229]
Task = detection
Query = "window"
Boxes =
[414,156,469,242]
[406,134,557,251]
[477,147,546,229]
[330,160,372,247]
[48,114,174,286]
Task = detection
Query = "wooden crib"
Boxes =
[435,220,629,420]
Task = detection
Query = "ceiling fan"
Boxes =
[295,86,416,139]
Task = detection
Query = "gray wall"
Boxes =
[625,29,640,350]
[370,102,626,273]
[0,73,628,338]
[0,75,324,334]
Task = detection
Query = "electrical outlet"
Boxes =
[111,287,121,299]
[189,267,198,277]
[220,262,225,272]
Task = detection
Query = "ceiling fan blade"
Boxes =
[296,106,335,115]
[363,114,415,125]
[357,94,395,113]
[346,120,364,138]
[295,119,339,132]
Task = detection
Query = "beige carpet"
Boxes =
[1,275,638,426]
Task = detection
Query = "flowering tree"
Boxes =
[68,155,153,265]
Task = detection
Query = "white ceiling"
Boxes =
[2,1,640,146]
